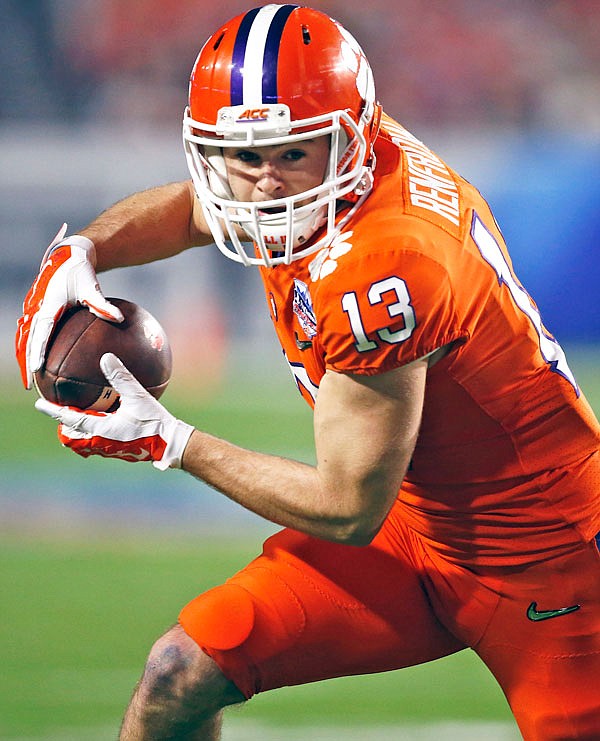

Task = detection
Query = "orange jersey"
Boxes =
[258,114,600,567]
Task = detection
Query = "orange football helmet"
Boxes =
[183,4,382,266]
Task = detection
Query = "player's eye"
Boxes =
[282,149,306,162]
[234,150,261,164]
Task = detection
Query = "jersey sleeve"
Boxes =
[314,236,468,375]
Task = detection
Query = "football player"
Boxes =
[16,5,600,740]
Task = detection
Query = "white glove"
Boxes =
[16,225,124,389]
[35,353,195,471]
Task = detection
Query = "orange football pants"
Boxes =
[180,503,600,741]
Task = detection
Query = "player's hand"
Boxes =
[15,225,124,389]
[34,353,195,471]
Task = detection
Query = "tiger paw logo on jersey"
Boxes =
[308,230,354,281]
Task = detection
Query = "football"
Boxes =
[33,298,172,411]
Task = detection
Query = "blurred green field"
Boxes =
[1,346,598,739]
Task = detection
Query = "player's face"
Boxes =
[223,136,330,205]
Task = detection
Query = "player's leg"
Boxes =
[414,529,600,740]
[474,535,600,741]
[119,623,245,741]
[120,518,464,739]
[179,525,465,701]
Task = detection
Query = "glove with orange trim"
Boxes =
[15,225,124,389]
[35,353,195,470]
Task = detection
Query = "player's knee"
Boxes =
[142,627,198,698]
[141,624,231,712]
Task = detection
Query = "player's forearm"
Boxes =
[181,429,384,545]
[80,181,210,271]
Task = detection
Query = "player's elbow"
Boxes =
[332,518,383,546]
[325,506,387,546]
[338,523,381,546]
[321,475,397,546]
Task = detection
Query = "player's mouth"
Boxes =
[258,206,286,214]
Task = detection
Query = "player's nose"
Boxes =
[256,163,285,197]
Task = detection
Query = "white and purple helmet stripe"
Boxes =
[230,4,298,106]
